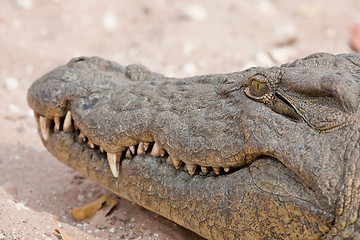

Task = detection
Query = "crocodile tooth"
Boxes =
[100,146,104,153]
[200,166,210,175]
[137,142,145,155]
[63,111,72,132]
[166,156,173,164]
[172,158,182,169]
[54,116,60,133]
[34,112,40,124]
[143,142,149,151]
[151,143,161,157]
[107,152,119,178]
[87,139,95,148]
[78,132,86,142]
[224,167,230,172]
[39,116,50,140]
[129,145,135,155]
[160,148,166,157]
[213,167,221,175]
[185,164,197,175]
[125,149,132,159]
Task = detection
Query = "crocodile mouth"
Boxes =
[35,110,242,178]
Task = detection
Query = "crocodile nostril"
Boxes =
[72,57,87,62]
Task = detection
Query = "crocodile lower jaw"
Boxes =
[34,110,237,178]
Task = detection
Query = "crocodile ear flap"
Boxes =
[320,75,359,114]
[282,72,359,114]
[280,72,359,130]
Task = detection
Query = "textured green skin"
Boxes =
[28,53,360,239]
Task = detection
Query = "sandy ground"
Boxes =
[0,0,360,239]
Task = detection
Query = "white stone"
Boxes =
[325,28,337,38]
[257,0,276,16]
[273,23,297,45]
[102,12,118,32]
[255,51,274,67]
[179,4,207,21]
[15,0,33,10]
[182,42,195,56]
[182,62,197,75]
[4,77,19,90]
[77,194,84,201]
[109,227,115,233]
[8,104,20,113]
[270,47,297,64]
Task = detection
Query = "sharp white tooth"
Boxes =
[172,158,182,169]
[39,116,50,140]
[34,112,40,124]
[224,167,230,172]
[129,145,135,155]
[107,152,119,178]
[137,142,145,155]
[185,164,197,175]
[87,139,95,148]
[78,132,86,142]
[160,148,166,157]
[125,149,132,159]
[143,142,149,151]
[54,117,60,133]
[151,143,161,157]
[213,167,221,175]
[100,147,104,153]
[200,166,210,175]
[63,111,72,132]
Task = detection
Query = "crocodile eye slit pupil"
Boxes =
[250,79,268,97]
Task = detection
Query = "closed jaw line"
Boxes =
[34,111,234,178]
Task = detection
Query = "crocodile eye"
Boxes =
[250,79,268,97]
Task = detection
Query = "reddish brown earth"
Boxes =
[1,0,360,239]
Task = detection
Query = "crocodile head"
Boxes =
[27,53,360,239]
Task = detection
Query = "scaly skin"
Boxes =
[27,53,360,239]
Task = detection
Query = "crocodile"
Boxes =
[27,53,360,239]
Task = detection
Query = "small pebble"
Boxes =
[270,47,297,63]
[77,194,84,201]
[182,42,195,56]
[15,0,33,9]
[4,77,19,90]
[182,62,197,75]
[273,23,297,46]
[109,227,115,233]
[257,0,276,16]
[255,51,274,67]
[298,3,320,17]
[325,28,337,38]
[102,12,118,32]
[8,104,20,113]
[179,4,207,21]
